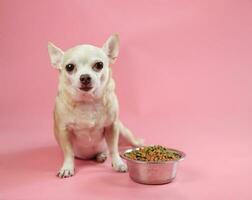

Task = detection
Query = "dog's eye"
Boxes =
[65,64,75,72]
[93,62,103,72]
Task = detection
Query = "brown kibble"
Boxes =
[124,145,181,162]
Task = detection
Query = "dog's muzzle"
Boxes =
[79,74,93,91]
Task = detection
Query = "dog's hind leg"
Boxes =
[118,121,144,147]
[95,152,108,163]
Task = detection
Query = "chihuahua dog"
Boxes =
[48,34,142,178]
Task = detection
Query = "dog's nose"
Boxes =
[80,74,91,85]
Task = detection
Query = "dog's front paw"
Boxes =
[57,166,74,178]
[112,160,128,172]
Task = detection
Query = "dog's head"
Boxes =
[48,34,119,101]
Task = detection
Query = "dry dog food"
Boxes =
[124,145,181,162]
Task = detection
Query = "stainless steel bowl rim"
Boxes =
[120,146,186,164]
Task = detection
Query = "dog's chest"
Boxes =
[65,102,108,133]
[64,103,108,154]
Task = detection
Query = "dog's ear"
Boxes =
[102,34,119,64]
[48,42,64,69]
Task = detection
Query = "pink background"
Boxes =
[1,0,252,199]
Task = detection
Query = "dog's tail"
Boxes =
[118,120,144,147]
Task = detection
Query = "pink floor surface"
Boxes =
[1,0,252,199]
[1,114,252,199]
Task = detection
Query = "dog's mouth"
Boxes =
[79,86,93,92]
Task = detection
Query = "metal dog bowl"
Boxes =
[120,146,186,185]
